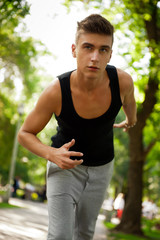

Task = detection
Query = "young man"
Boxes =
[18,14,137,240]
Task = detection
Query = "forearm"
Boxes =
[18,131,84,169]
[123,100,137,126]
[17,130,52,160]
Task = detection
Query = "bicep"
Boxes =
[21,80,61,135]
[120,70,136,107]
[118,68,136,105]
[21,107,53,135]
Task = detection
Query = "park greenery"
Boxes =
[0,0,160,237]
[0,0,53,187]
[105,218,160,240]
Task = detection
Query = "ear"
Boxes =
[72,44,76,58]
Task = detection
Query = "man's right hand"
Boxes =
[48,139,84,169]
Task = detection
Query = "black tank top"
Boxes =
[51,65,122,166]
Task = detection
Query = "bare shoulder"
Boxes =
[117,68,133,88]
[41,77,61,99]
[117,68,134,94]
[35,77,61,115]
[116,68,134,103]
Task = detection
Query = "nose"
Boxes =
[91,50,99,62]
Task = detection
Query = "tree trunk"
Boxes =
[115,161,144,235]
[115,128,144,235]
[113,0,159,236]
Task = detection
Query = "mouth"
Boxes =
[87,66,99,71]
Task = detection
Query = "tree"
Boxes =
[111,0,160,235]
[0,0,50,185]
[112,110,130,197]
[0,0,29,184]
[63,0,160,235]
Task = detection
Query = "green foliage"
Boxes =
[109,0,160,196]
[142,217,160,239]
[0,27,47,98]
[0,92,17,184]
[105,218,160,239]
[0,0,52,187]
[107,0,160,215]
[143,141,160,203]
[0,0,50,97]
[0,202,19,208]
[0,0,30,20]
[105,0,160,104]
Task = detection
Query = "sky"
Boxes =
[23,0,124,77]
[24,0,97,76]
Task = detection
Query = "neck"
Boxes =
[73,70,107,92]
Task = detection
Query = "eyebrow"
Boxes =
[82,42,112,50]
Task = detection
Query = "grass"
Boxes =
[104,218,160,240]
[0,202,19,208]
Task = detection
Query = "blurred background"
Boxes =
[0,0,160,239]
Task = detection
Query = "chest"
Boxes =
[71,84,111,119]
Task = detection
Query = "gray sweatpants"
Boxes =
[47,160,114,240]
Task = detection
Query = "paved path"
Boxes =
[0,198,108,240]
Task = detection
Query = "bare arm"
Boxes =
[113,69,137,132]
[18,80,83,169]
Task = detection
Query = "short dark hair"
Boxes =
[76,14,114,44]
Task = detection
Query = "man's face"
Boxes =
[72,32,113,78]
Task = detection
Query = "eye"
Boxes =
[100,48,107,53]
[85,45,92,50]
[100,47,111,53]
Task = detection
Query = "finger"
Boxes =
[69,151,83,157]
[123,128,128,132]
[72,159,83,166]
[62,159,83,169]
[63,139,75,150]
[113,123,124,128]
[113,124,119,128]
